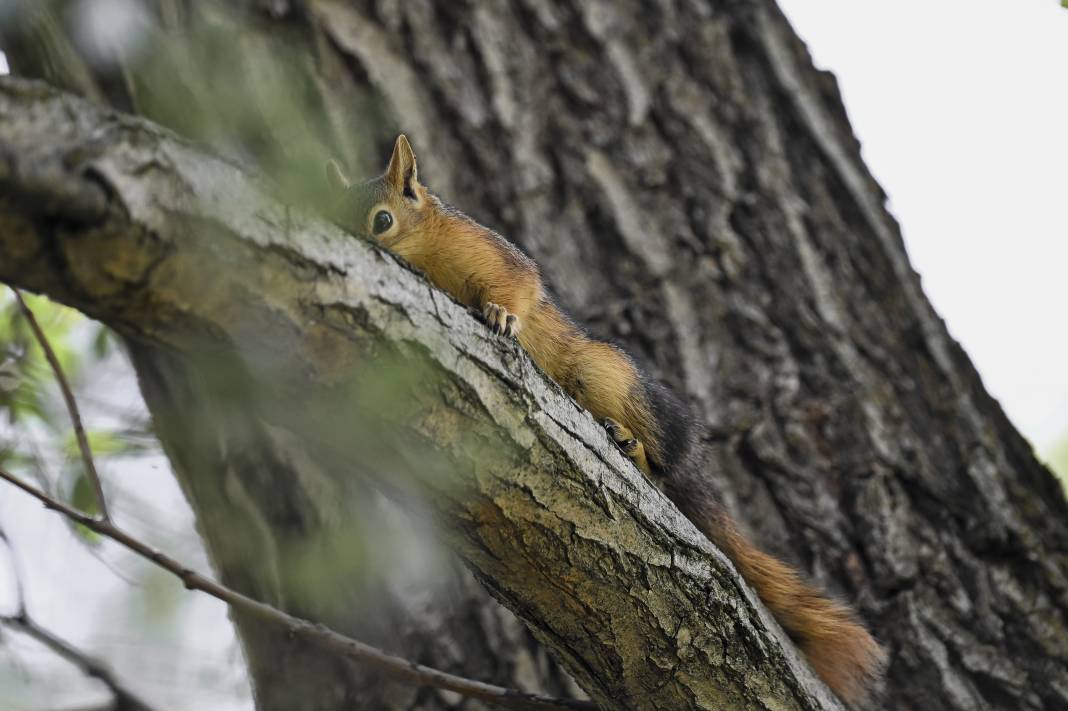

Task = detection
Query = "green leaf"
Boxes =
[5,381,50,426]
[63,429,120,458]
[90,325,114,360]
[70,471,100,516]
[16,293,85,382]
[0,358,18,393]
[67,469,101,542]
[0,448,38,472]
[62,428,151,461]
[1047,433,1068,488]
[61,465,102,545]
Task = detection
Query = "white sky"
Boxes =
[778,0,1068,451]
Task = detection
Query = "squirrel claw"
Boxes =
[603,418,634,452]
[603,418,645,463]
[482,302,521,338]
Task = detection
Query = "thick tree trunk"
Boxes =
[3,2,1067,711]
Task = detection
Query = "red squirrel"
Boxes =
[329,135,886,705]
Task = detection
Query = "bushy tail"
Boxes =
[666,478,886,706]
[714,514,886,705]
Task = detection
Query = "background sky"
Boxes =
[777,0,1068,455]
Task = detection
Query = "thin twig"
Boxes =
[0,465,595,711]
[11,288,110,522]
[0,521,156,709]
[0,522,26,614]
[0,613,158,711]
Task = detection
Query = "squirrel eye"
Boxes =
[372,210,394,235]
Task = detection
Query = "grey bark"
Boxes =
[2,1,1067,711]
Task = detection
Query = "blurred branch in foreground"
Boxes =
[0,293,592,711]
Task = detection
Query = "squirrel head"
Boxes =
[327,134,428,249]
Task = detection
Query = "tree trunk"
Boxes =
[3,2,1067,711]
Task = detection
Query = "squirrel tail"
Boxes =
[712,511,886,706]
[664,474,886,706]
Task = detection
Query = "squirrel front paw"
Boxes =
[603,418,638,454]
[603,418,651,475]
[482,302,521,337]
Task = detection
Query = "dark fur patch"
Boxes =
[642,375,699,478]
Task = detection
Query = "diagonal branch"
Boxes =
[1,240,594,710]
[0,465,595,711]
[0,524,26,614]
[10,288,110,522]
[0,613,159,711]
[0,521,154,710]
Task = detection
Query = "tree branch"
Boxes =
[0,521,154,710]
[10,288,110,522]
[0,613,159,711]
[0,76,843,710]
[1,253,593,711]
[0,465,594,711]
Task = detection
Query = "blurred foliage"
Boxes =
[132,21,340,208]
[0,291,81,427]
[0,287,241,707]
[0,290,150,528]
[0,4,412,708]
[1046,433,1068,489]
[131,565,185,637]
[0,0,385,216]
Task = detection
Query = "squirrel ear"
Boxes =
[386,134,420,200]
[326,159,351,191]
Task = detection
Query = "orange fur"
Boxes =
[707,510,887,705]
[330,135,886,705]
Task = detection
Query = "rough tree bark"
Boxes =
[2,2,1067,711]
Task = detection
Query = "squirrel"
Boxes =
[328,135,887,706]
